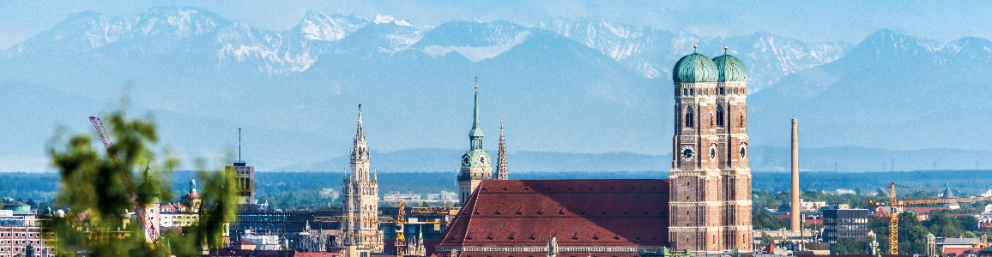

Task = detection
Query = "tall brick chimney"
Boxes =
[791,119,800,231]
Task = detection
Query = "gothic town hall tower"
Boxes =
[668,46,753,254]
[340,105,384,253]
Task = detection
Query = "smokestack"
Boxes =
[791,119,800,231]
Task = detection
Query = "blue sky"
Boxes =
[2,0,991,49]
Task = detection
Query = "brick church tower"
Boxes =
[458,79,494,205]
[669,46,753,254]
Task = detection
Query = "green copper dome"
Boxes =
[713,54,748,82]
[673,53,718,83]
[462,149,493,168]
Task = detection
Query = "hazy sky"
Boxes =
[2,1,991,49]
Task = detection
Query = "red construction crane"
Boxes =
[89,116,159,241]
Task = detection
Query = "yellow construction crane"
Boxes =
[867,182,992,254]
[315,202,459,257]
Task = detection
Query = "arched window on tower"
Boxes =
[685,107,694,128]
[716,106,724,127]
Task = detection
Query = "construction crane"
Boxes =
[867,182,992,254]
[315,202,458,257]
[89,116,159,241]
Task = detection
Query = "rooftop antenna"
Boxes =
[238,128,243,163]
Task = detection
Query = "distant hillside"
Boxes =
[8,170,992,209]
[282,146,992,173]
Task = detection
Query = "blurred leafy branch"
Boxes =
[42,98,238,257]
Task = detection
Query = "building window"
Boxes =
[690,89,694,96]
[685,107,694,128]
[720,88,725,95]
[683,89,688,96]
[716,106,724,127]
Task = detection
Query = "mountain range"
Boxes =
[2,6,989,172]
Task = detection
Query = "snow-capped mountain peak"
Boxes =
[373,15,411,27]
[294,10,369,41]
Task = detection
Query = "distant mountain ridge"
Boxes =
[1,7,988,172]
[538,19,852,92]
[2,7,849,88]
[747,29,992,151]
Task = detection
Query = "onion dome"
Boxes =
[673,48,718,83]
[712,49,748,82]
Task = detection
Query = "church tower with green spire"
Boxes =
[458,78,494,205]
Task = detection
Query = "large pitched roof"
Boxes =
[438,179,670,247]
[433,252,641,257]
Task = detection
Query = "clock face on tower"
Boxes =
[462,155,471,166]
[680,146,695,161]
[739,144,747,159]
[479,155,486,165]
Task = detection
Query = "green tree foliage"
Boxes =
[42,103,238,257]
[898,212,929,255]
[925,213,968,238]
[752,210,788,230]
[760,233,775,248]
[831,237,872,255]
[870,212,930,255]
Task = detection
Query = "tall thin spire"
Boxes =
[356,104,365,140]
[468,77,484,148]
[472,77,481,132]
[496,120,508,180]
[238,128,242,163]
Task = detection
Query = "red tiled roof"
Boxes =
[295,252,341,257]
[906,207,950,214]
[762,243,774,253]
[184,190,200,199]
[796,255,914,257]
[438,180,670,247]
[433,252,641,257]
[232,240,255,245]
[943,247,983,257]
[208,250,299,257]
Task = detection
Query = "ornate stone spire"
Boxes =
[340,105,383,252]
[495,120,508,180]
[356,104,365,141]
[352,104,370,182]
